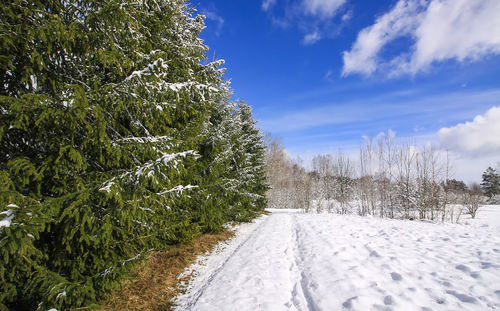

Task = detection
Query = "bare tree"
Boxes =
[394,142,417,219]
[333,151,354,214]
[441,150,451,222]
[265,130,459,222]
[359,137,376,216]
[465,183,485,219]
[264,134,293,209]
[376,130,396,218]
[312,154,335,213]
[415,146,432,219]
[290,158,312,210]
[443,178,468,223]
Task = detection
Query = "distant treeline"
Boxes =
[265,132,495,221]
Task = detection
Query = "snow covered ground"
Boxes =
[174,206,500,310]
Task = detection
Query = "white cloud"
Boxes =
[324,69,333,81]
[411,0,500,71]
[341,10,352,22]
[303,31,322,45]
[303,0,347,19]
[342,0,500,76]
[438,106,500,156]
[261,0,350,45]
[342,0,423,76]
[204,10,225,37]
[262,0,277,11]
[450,152,499,184]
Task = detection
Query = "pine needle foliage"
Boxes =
[481,167,500,199]
[0,0,267,309]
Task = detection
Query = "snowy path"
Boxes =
[175,209,500,310]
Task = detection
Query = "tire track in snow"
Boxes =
[290,214,320,311]
[177,215,271,310]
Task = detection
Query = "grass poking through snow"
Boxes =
[98,229,234,311]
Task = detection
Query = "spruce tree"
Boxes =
[231,102,268,220]
[196,99,268,229]
[196,94,236,232]
[481,167,500,199]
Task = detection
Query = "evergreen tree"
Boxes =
[444,179,468,194]
[481,167,500,199]
[197,100,268,229]
[1,0,267,309]
[232,102,268,220]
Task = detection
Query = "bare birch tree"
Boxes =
[359,137,376,216]
[312,154,335,212]
[333,151,355,214]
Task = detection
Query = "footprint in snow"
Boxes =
[480,261,498,269]
[436,297,446,304]
[390,272,403,281]
[470,272,481,279]
[455,264,471,273]
[446,290,478,304]
[384,295,393,306]
[342,296,358,309]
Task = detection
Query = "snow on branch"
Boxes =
[112,135,173,146]
[124,58,168,82]
[0,207,16,228]
[121,253,141,266]
[99,150,199,193]
[157,81,220,94]
[156,184,198,196]
[98,181,115,194]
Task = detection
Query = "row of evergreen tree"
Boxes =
[0,1,267,309]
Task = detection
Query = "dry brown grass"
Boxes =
[98,229,234,311]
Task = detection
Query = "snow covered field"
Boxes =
[175,206,500,310]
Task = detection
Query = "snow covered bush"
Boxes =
[465,183,487,219]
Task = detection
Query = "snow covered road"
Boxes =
[175,209,500,310]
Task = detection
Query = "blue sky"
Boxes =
[195,0,500,182]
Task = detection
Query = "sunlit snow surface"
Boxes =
[174,206,500,310]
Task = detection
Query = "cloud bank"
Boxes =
[342,0,500,76]
[438,106,500,156]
